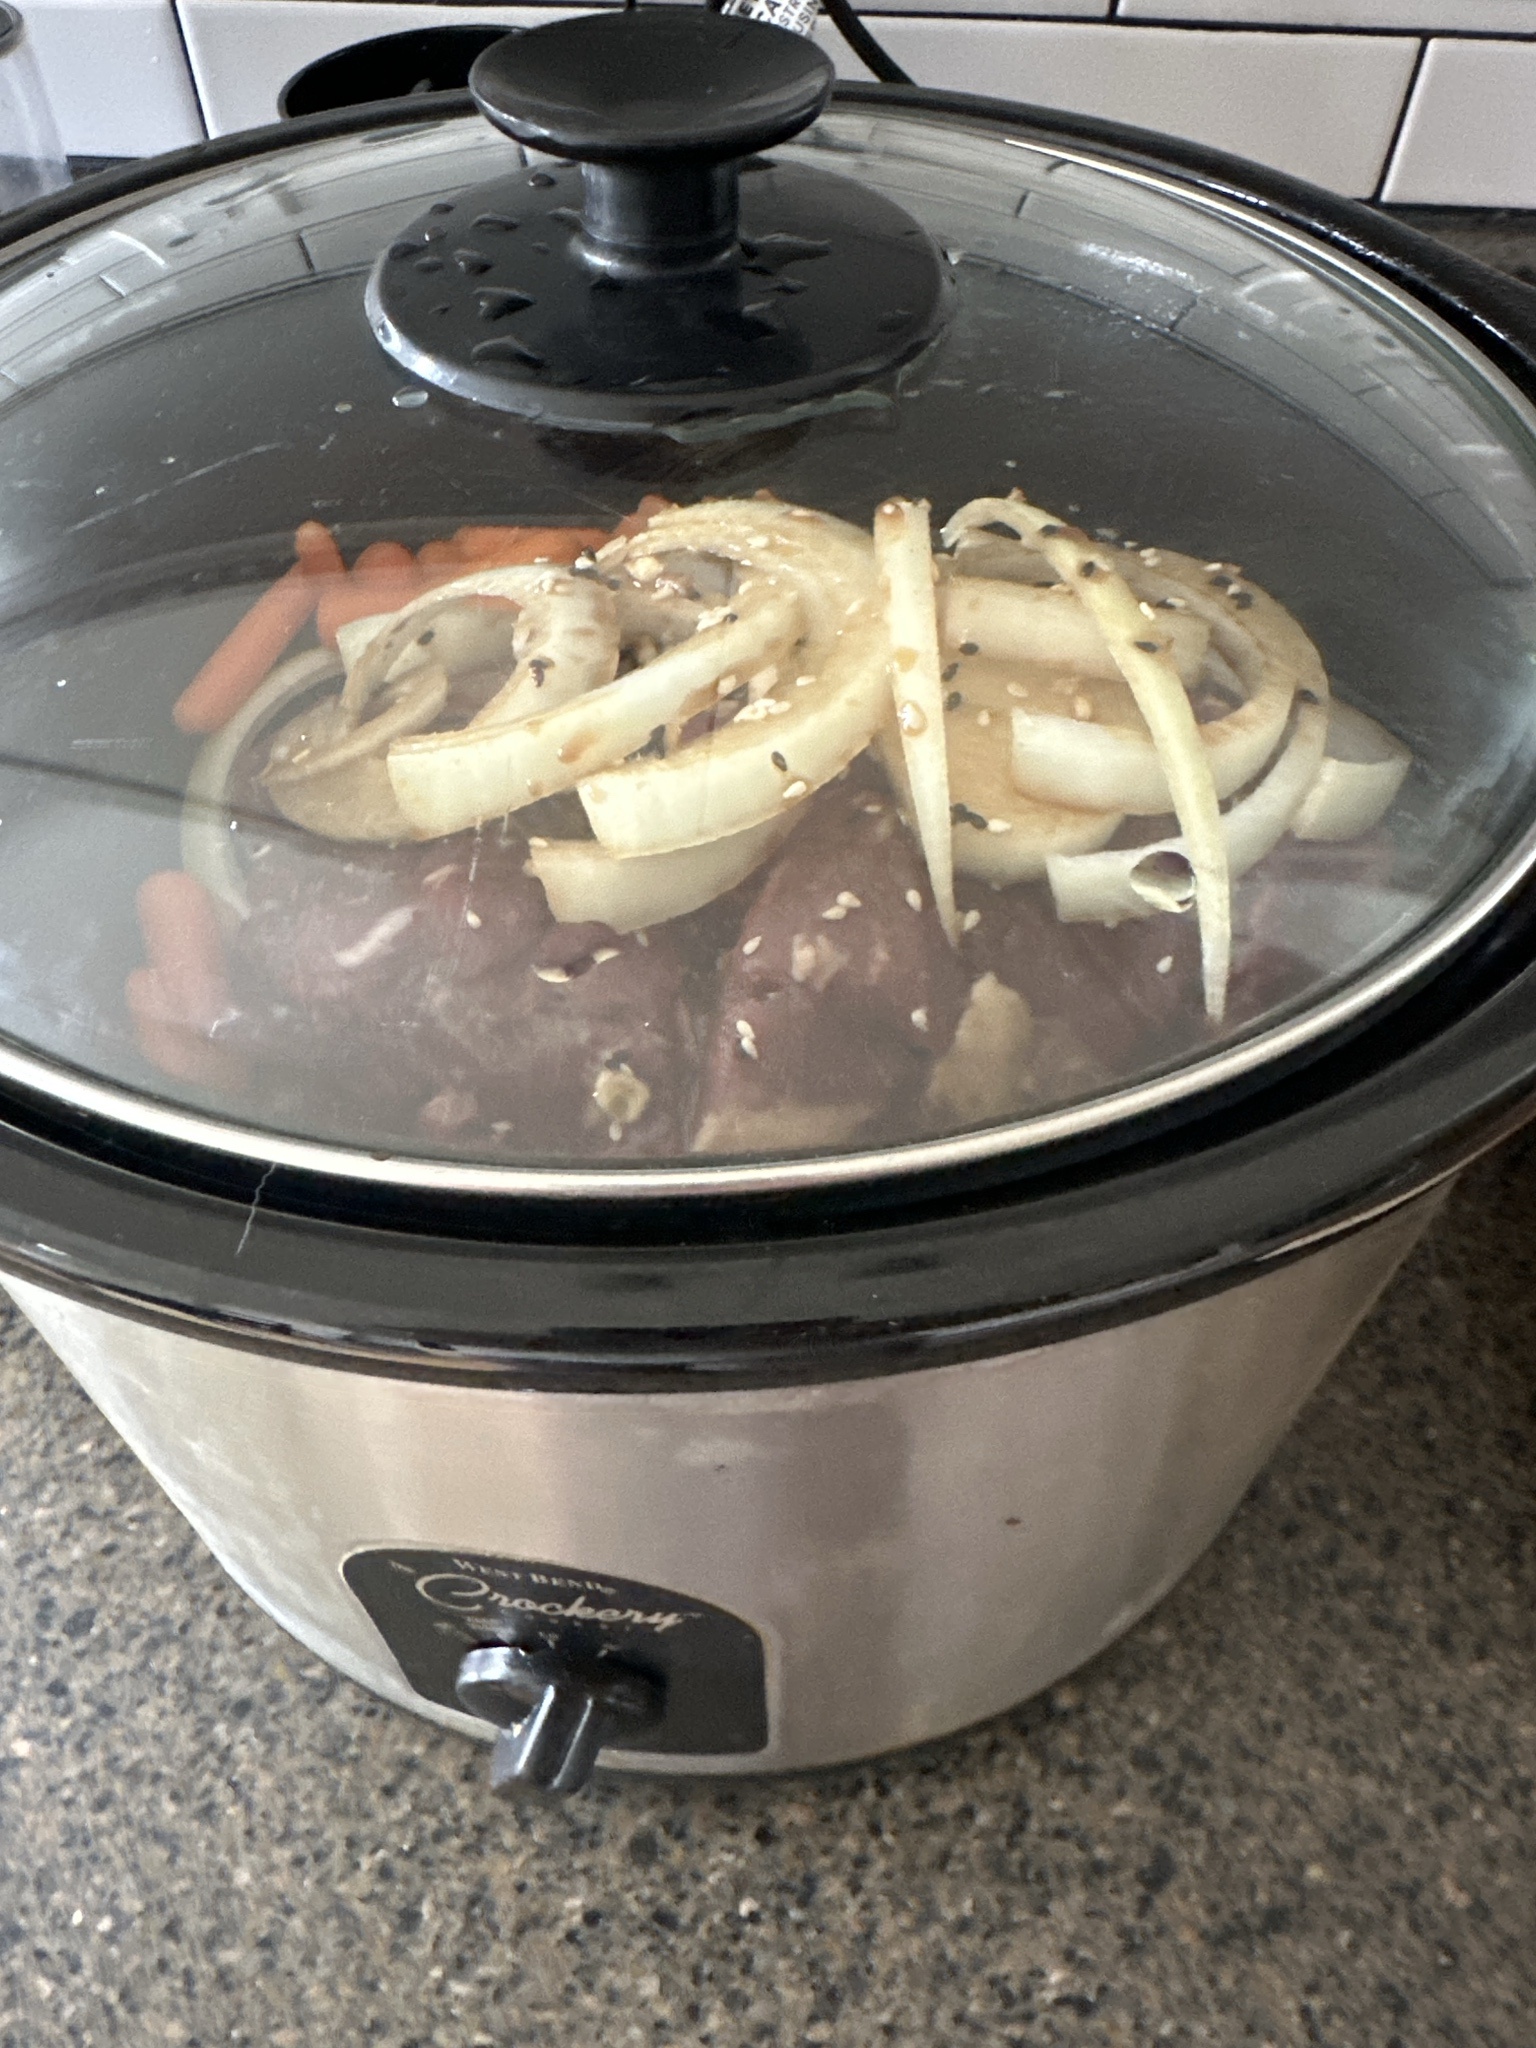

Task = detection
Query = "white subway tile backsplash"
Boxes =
[19,0,1521,208]
[25,0,205,156]
[863,0,1107,13]
[1382,38,1536,205]
[825,21,1418,196]
[176,0,574,135]
[1119,0,1536,29]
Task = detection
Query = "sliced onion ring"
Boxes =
[182,647,343,919]
[338,564,558,717]
[945,495,1232,1020]
[877,662,1121,885]
[1046,694,1329,925]
[942,577,1211,686]
[875,496,957,942]
[616,498,877,641]
[574,497,884,855]
[527,814,794,933]
[1010,640,1293,816]
[579,602,889,856]
[263,665,448,843]
[468,574,618,728]
[1290,700,1410,841]
[387,578,804,839]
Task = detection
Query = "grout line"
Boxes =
[168,0,213,143]
[1373,33,1429,202]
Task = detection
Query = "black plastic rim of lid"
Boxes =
[2,87,1536,1385]
[277,26,517,121]
[0,6,22,59]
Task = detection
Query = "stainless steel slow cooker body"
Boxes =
[6,35,1536,1785]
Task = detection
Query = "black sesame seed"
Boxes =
[945,690,963,711]
[1134,639,1159,653]
[959,641,980,657]
[941,662,961,682]
[1040,523,1064,536]
[1079,561,1100,578]
[950,802,988,830]
[416,628,436,646]
[771,751,788,772]
[1209,573,1231,589]
[1233,590,1255,609]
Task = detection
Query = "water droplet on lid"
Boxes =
[391,388,430,410]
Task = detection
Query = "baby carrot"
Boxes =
[453,524,609,566]
[173,521,343,734]
[136,870,234,1035]
[612,495,674,540]
[128,870,245,1088]
[316,540,423,646]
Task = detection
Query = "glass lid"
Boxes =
[3,37,1536,1194]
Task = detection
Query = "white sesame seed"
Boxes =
[961,908,981,932]
[976,708,993,728]
[609,1121,624,1143]
[534,965,570,984]
[782,779,808,802]
[836,891,861,909]
[735,1018,759,1059]
[1138,600,1158,619]
[464,909,482,929]
[634,930,649,947]
[821,904,848,921]
[905,889,923,911]
[1139,548,1162,565]
[591,947,620,966]
[742,934,762,956]
[1156,954,1174,975]
[986,818,1012,834]
[911,1007,929,1031]
[793,674,816,689]
[528,836,550,848]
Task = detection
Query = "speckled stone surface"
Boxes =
[0,212,1534,2048]
[0,1127,1530,2048]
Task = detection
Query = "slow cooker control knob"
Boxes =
[455,1642,664,1796]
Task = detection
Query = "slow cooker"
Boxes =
[3,6,1536,1796]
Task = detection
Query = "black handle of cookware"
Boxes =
[468,7,833,278]
[455,1642,664,1795]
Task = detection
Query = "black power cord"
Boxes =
[818,0,912,85]
[704,0,913,87]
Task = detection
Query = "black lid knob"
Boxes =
[469,7,833,167]
[366,7,948,434]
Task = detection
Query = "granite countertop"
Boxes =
[0,212,1533,2048]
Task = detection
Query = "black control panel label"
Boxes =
[343,1547,768,1756]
